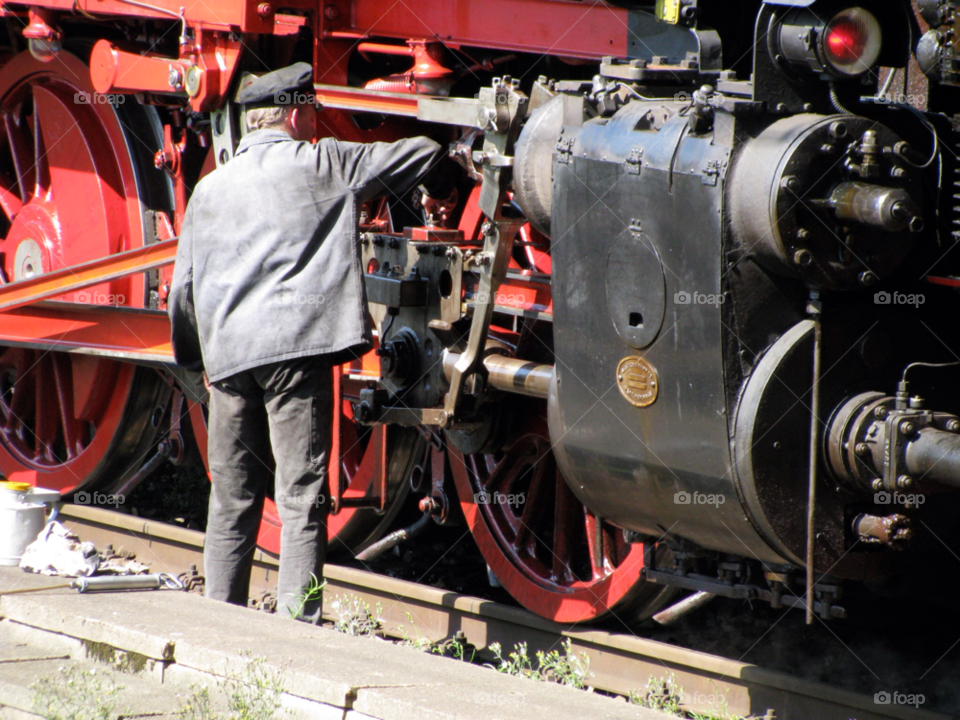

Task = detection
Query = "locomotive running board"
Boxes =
[0,238,178,313]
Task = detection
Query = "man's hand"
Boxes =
[422,187,459,227]
[202,372,212,392]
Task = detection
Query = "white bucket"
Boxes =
[0,483,52,566]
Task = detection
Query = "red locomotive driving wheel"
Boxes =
[0,50,169,494]
[450,401,674,625]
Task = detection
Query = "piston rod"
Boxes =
[441,350,552,399]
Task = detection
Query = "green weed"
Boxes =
[32,665,125,720]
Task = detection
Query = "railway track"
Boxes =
[53,505,946,720]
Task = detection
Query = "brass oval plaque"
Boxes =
[616,356,658,407]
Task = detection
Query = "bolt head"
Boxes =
[900,421,916,436]
[324,4,339,19]
[855,442,870,456]
[947,418,960,433]
[897,474,914,489]
[781,175,799,192]
[257,2,272,16]
[871,478,883,491]
[875,406,889,420]
[793,249,812,266]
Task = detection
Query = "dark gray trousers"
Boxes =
[204,356,331,623]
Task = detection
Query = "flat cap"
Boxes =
[237,62,317,107]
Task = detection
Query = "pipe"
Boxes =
[355,511,432,562]
[442,350,553,399]
[805,292,822,626]
[652,591,716,626]
[906,428,960,487]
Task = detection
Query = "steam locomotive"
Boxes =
[1,0,959,625]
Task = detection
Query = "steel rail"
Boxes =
[58,505,946,720]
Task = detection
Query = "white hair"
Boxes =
[245,105,291,131]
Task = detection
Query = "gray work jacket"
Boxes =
[168,129,444,383]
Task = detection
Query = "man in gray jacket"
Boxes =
[168,63,455,622]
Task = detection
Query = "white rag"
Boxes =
[19,521,99,577]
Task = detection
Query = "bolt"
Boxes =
[797,228,810,239]
[871,478,884,491]
[855,442,870,456]
[829,121,848,139]
[481,221,494,236]
[859,271,878,286]
[890,166,906,178]
[324,4,340,19]
[875,406,889,420]
[793,249,812,266]
[820,143,836,154]
[168,66,183,89]
[891,201,910,220]
[257,2,272,16]
[947,418,960,433]
[897,474,914,489]
[781,175,799,192]
[899,420,916,436]
[909,217,924,233]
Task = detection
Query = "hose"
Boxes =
[355,511,432,562]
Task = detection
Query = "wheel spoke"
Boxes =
[8,349,34,426]
[551,472,579,584]
[514,457,549,551]
[31,91,49,198]
[0,172,22,221]
[33,354,57,462]
[52,353,82,459]
[4,108,33,203]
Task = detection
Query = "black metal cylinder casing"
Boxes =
[544,101,786,566]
